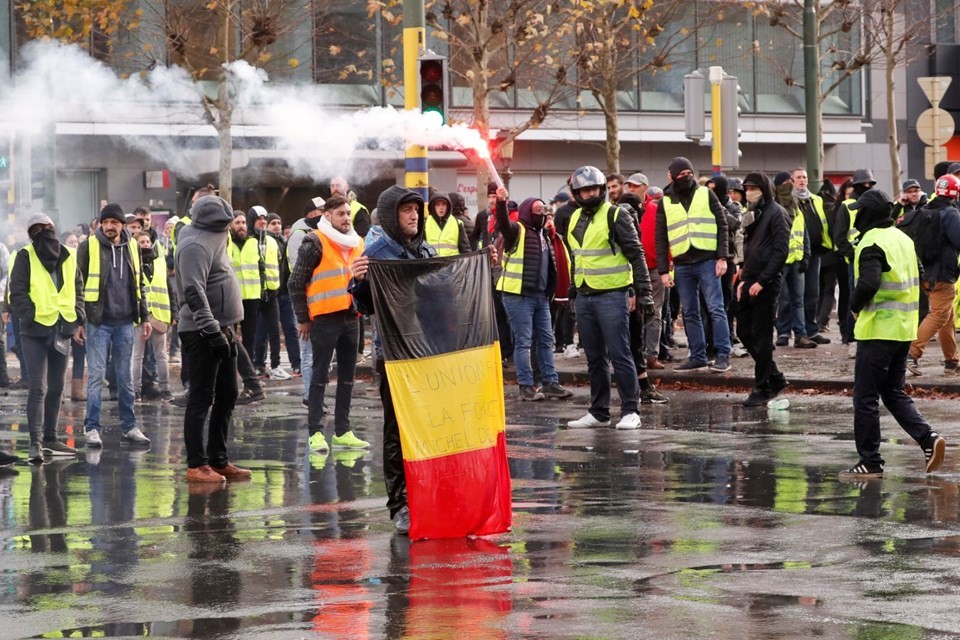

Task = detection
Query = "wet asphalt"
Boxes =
[2,378,960,639]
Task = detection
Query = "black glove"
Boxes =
[641,298,656,319]
[799,258,809,274]
[568,285,577,301]
[204,330,230,359]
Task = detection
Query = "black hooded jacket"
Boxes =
[654,184,730,273]
[428,192,470,254]
[76,228,149,326]
[496,197,556,297]
[849,199,910,314]
[739,188,790,292]
[9,241,85,337]
[901,196,960,284]
[350,185,437,315]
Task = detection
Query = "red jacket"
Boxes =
[639,195,661,270]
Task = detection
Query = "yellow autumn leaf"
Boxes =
[288,58,300,68]
[382,58,395,67]
[329,45,341,55]
[456,14,471,25]
[259,51,272,63]
[715,37,724,46]
[210,47,218,55]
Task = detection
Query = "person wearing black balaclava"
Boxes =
[654,157,732,372]
[735,173,790,407]
[772,170,817,349]
[494,188,573,402]
[710,175,743,345]
[832,168,876,357]
[9,213,85,462]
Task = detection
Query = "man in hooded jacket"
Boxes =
[839,189,947,479]
[349,185,437,535]
[735,173,791,407]
[176,195,251,483]
[494,187,573,402]
[832,168,877,352]
[425,192,470,256]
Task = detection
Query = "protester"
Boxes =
[9,213,85,461]
[424,192,470,256]
[131,230,173,401]
[839,189,946,478]
[773,171,817,349]
[350,185,438,535]
[735,173,790,406]
[792,167,832,345]
[290,195,370,456]
[76,204,152,447]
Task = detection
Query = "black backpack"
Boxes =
[897,206,941,267]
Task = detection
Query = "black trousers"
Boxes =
[181,329,239,468]
[21,334,68,443]
[240,299,260,358]
[236,340,261,391]
[551,300,575,349]
[308,310,358,437]
[853,340,934,467]
[377,358,406,518]
[628,308,647,375]
[254,295,282,370]
[736,285,785,395]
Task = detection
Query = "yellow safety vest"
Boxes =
[263,234,281,291]
[566,201,632,290]
[424,216,462,257]
[83,236,141,303]
[786,209,805,265]
[143,254,171,324]
[810,194,832,250]
[24,244,77,326]
[843,198,858,263]
[497,224,527,294]
[854,226,920,342]
[228,236,262,300]
[349,200,368,225]
[663,186,718,257]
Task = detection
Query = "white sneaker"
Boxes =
[847,343,857,359]
[268,367,293,381]
[122,427,151,445]
[85,429,103,448]
[567,413,611,428]
[731,345,749,358]
[616,413,642,430]
[563,344,580,359]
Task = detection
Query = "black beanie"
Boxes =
[668,157,694,180]
[487,182,499,196]
[934,161,951,180]
[99,203,125,223]
[773,171,793,187]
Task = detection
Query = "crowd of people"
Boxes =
[2,157,960,533]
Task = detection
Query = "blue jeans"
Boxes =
[776,262,807,339]
[300,336,313,402]
[85,323,137,433]
[502,293,558,387]
[674,260,731,362]
[575,291,639,420]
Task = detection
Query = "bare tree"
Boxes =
[563,0,693,175]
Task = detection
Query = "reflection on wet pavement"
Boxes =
[1,388,960,638]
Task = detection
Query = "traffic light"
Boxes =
[720,74,742,169]
[418,51,449,125]
[683,70,705,141]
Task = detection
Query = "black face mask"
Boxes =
[141,247,157,262]
[674,175,696,193]
[31,227,61,271]
[305,215,321,230]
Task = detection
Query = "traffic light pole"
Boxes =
[709,67,723,177]
[803,0,822,192]
[403,0,428,199]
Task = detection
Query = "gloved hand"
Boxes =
[204,330,230,359]
[799,258,809,274]
[568,285,577,301]
[641,297,656,319]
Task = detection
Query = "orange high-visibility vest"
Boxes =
[306,231,365,319]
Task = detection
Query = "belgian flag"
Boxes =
[368,248,511,540]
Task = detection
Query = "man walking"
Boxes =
[290,195,371,456]
[839,189,947,478]
[564,166,653,430]
[77,204,151,447]
[176,195,251,483]
[655,157,732,372]
[9,214,85,461]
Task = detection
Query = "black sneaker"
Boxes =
[838,463,884,479]
[768,376,790,399]
[42,440,78,457]
[945,361,960,375]
[775,336,789,347]
[541,382,573,399]
[924,433,947,473]
[742,389,768,407]
[236,387,265,405]
[710,356,731,373]
[0,450,18,465]
[171,393,189,407]
[810,334,831,345]
[519,386,545,402]
[641,386,669,404]
[676,359,710,371]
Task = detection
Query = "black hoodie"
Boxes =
[654,184,730,273]
[848,193,903,314]
[9,240,85,337]
[76,227,148,326]
[496,196,556,297]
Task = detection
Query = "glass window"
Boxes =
[696,2,754,113]
[638,5,699,112]
[314,3,380,104]
[935,0,957,43]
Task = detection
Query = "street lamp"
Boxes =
[499,134,515,190]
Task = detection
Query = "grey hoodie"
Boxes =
[175,196,244,334]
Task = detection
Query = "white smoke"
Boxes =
[2,40,487,182]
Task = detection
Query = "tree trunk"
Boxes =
[602,84,620,175]
[884,13,901,189]
[217,77,233,206]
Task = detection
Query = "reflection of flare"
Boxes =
[482,154,504,190]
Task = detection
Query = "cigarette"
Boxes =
[483,155,505,190]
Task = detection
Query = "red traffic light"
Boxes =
[420,60,443,83]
